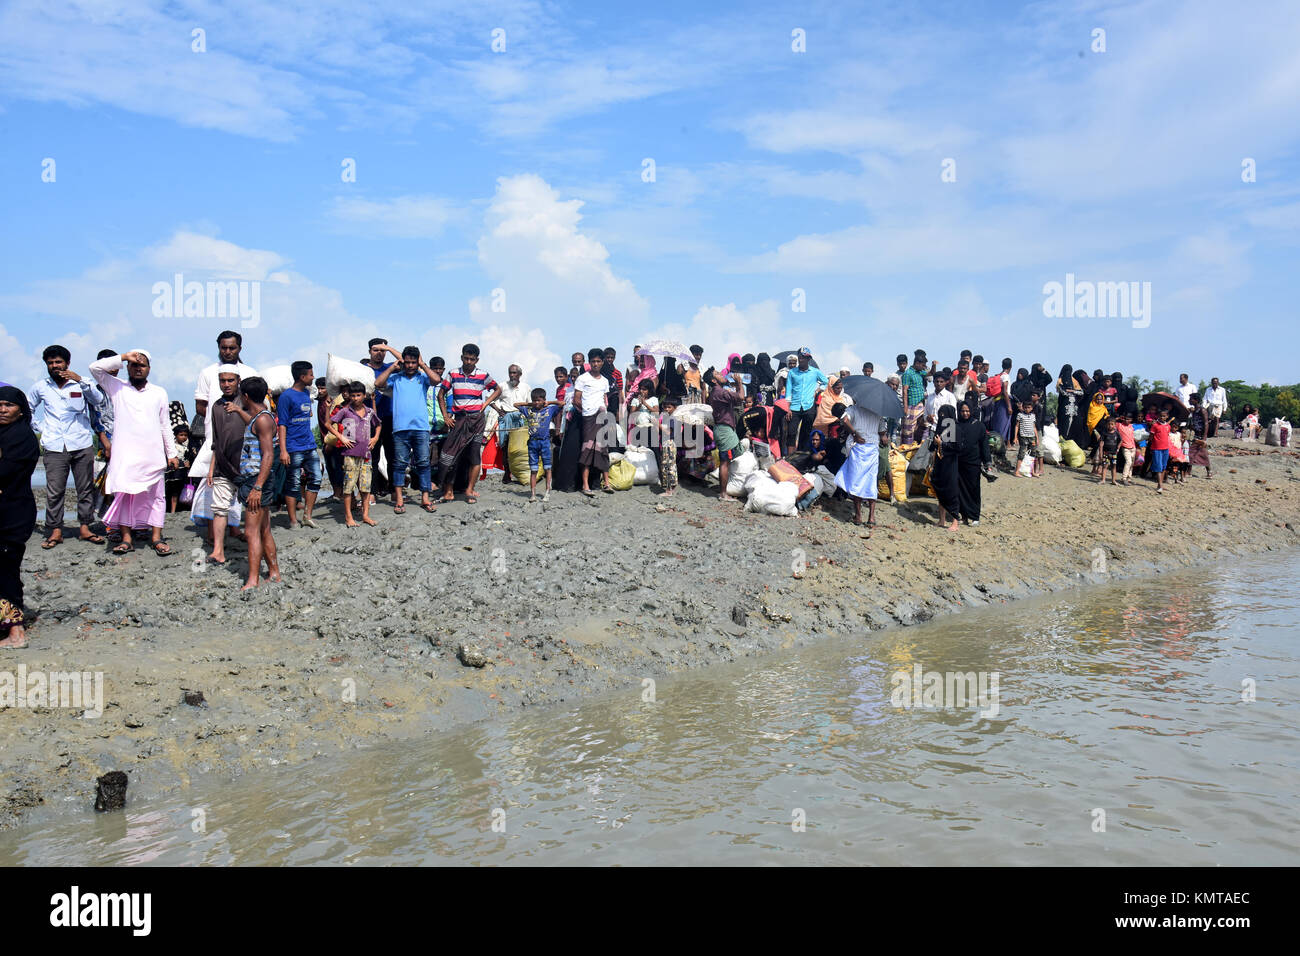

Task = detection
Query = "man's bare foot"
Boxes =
[241,578,260,591]
[345,519,358,528]
[362,516,376,526]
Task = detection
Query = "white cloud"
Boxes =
[420,322,563,391]
[737,108,969,156]
[143,232,287,279]
[0,0,310,140]
[471,174,649,328]
[327,195,458,238]
[0,230,363,398]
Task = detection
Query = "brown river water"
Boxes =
[3,550,1297,865]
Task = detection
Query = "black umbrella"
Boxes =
[1141,391,1189,419]
[837,375,904,420]
[773,350,818,369]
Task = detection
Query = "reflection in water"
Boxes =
[2,552,1298,866]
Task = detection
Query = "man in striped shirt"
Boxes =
[435,344,500,503]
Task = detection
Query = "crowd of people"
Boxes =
[0,331,1240,649]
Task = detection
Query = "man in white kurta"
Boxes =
[189,333,258,480]
[89,352,179,553]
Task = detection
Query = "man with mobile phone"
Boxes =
[29,345,107,548]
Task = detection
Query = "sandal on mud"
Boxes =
[41,536,62,550]
[421,502,437,513]
[152,540,174,556]
[80,533,106,545]
[112,541,134,556]
[393,504,406,514]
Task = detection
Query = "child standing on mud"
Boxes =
[1098,417,1121,485]
[519,387,560,502]
[1115,412,1136,485]
[1015,399,1040,477]
[657,396,679,496]
[1148,407,1172,494]
[329,382,382,526]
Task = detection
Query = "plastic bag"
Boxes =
[608,458,635,490]
[507,427,542,482]
[261,365,295,398]
[907,442,932,473]
[672,403,714,426]
[879,449,908,501]
[1040,424,1062,465]
[623,446,660,485]
[1018,455,1034,477]
[326,354,375,399]
[730,450,758,479]
[744,474,799,516]
[190,480,213,522]
[190,479,241,528]
[1059,439,1086,468]
[179,482,196,506]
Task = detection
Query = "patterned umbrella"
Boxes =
[639,339,694,364]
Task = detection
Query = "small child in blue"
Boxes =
[519,387,561,501]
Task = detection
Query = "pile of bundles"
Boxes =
[694,439,821,517]
[608,446,660,490]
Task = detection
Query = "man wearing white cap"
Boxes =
[89,351,180,555]
[189,330,258,481]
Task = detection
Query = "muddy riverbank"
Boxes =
[4,439,1299,828]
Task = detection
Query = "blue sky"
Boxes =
[2,0,1297,398]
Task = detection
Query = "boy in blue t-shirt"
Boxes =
[518,387,560,502]
[277,360,321,527]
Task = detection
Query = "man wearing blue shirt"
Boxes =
[374,344,442,514]
[783,347,828,452]
[276,361,321,528]
[29,345,107,548]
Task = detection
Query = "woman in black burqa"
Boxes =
[930,404,961,532]
[955,400,991,525]
[0,386,40,648]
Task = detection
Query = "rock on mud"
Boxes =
[457,644,489,668]
[94,771,128,812]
